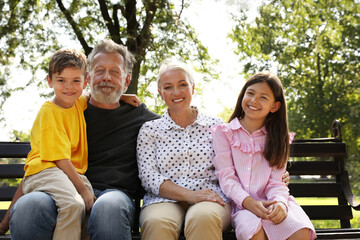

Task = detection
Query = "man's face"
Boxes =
[89,52,130,104]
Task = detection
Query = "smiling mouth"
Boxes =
[173,98,184,103]
[63,92,75,96]
[98,86,115,92]
[248,105,259,110]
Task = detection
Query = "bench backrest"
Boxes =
[287,120,355,228]
[0,120,356,228]
[0,142,28,220]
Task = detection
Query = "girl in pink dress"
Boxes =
[212,72,316,240]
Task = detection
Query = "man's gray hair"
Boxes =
[88,39,136,74]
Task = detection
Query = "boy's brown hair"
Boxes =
[48,49,87,79]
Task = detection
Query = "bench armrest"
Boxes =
[341,171,360,210]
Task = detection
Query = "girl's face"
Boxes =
[158,69,194,112]
[241,82,281,122]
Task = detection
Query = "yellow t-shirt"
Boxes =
[24,95,88,176]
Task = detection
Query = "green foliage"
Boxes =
[230,0,360,194]
[1,0,218,117]
[216,105,234,122]
[10,130,31,142]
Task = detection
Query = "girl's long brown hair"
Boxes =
[228,72,289,169]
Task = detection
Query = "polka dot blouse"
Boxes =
[136,107,229,207]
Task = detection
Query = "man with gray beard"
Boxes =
[9,39,159,240]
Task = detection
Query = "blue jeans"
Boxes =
[10,191,56,240]
[10,189,135,240]
[88,189,135,240]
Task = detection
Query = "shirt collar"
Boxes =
[229,118,267,135]
[160,106,207,130]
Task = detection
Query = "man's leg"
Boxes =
[88,189,135,240]
[10,192,57,240]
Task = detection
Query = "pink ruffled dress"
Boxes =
[212,118,316,240]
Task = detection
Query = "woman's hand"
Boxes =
[190,189,225,206]
[267,202,287,224]
[282,171,290,186]
[242,197,277,219]
[121,94,141,107]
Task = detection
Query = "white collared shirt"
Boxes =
[136,107,229,207]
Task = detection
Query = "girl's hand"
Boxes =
[190,189,225,206]
[243,197,276,219]
[267,202,287,224]
[282,171,290,186]
[121,94,141,107]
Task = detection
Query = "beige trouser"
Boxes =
[23,167,93,240]
[140,201,232,240]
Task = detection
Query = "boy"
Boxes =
[22,48,95,240]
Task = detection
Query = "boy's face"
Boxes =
[47,67,88,108]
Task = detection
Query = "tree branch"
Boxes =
[55,0,92,55]
[113,4,121,41]
[178,0,185,19]
[123,0,140,51]
[97,0,121,44]
[137,0,158,56]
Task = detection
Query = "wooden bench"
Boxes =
[0,120,359,239]
[286,120,360,239]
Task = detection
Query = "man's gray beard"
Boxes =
[90,82,123,104]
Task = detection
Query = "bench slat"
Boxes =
[302,205,353,220]
[0,210,6,222]
[0,164,24,178]
[316,228,360,239]
[287,161,340,175]
[0,187,18,201]
[290,142,346,157]
[289,183,342,197]
[0,142,30,158]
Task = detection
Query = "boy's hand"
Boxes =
[0,221,9,235]
[83,92,91,101]
[121,94,141,107]
[79,188,96,213]
[267,202,287,224]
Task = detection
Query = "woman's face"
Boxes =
[158,69,194,111]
